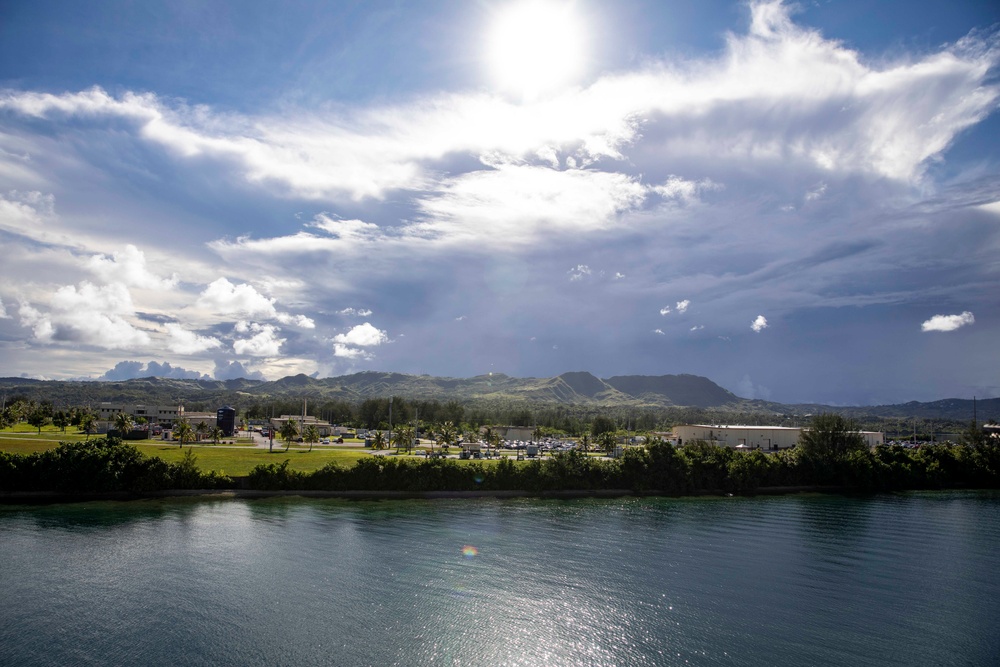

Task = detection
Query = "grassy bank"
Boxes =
[3,437,999,497]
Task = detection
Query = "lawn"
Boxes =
[0,433,396,475]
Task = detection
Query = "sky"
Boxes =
[0,0,998,405]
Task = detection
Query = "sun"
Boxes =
[487,1,586,99]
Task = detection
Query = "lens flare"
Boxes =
[462,545,479,558]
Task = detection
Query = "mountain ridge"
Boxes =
[0,373,995,422]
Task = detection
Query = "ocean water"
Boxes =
[1,493,998,666]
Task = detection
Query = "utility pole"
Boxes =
[388,396,394,453]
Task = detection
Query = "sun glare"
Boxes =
[487,1,586,99]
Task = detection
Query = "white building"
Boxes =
[672,424,884,450]
[97,403,185,430]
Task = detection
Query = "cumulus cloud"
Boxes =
[0,297,7,319]
[333,322,388,347]
[568,265,592,281]
[275,312,316,328]
[198,278,277,319]
[921,311,975,332]
[232,322,285,356]
[97,360,208,381]
[18,281,150,349]
[676,300,690,314]
[332,322,388,359]
[87,245,177,289]
[213,359,266,380]
[690,325,704,331]
[659,306,671,316]
[653,328,665,335]
[165,323,223,354]
[751,315,768,332]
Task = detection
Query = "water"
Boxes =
[1,493,998,666]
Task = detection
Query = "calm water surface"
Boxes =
[1,493,998,666]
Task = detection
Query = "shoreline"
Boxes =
[0,485,851,504]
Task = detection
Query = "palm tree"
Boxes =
[195,420,209,443]
[79,412,96,440]
[598,431,618,456]
[370,429,388,450]
[436,421,458,453]
[210,426,224,444]
[174,419,194,448]
[579,433,591,453]
[280,419,299,453]
[487,428,502,458]
[114,412,135,438]
[304,424,320,452]
[394,425,415,453]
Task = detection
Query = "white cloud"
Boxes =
[87,244,178,290]
[275,312,316,328]
[568,264,592,281]
[652,176,720,204]
[653,328,665,335]
[232,322,284,356]
[751,315,768,332]
[614,272,625,280]
[676,299,690,314]
[333,343,373,360]
[455,315,467,321]
[165,323,222,354]
[690,325,704,331]
[659,306,671,315]
[415,165,647,246]
[338,307,373,317]
[332,322,388,347]
[0,297,7,319]
[921,311,974,332]
[198,278,277,319]
[17,281,150,349]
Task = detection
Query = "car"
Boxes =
[321,439,330,444]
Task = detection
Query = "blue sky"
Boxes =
[1,0,998,405]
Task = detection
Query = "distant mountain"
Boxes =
[0,374,995,422]
[605,374,740,408]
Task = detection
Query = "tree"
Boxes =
[597,430,617,455]
[195,421,209,443]
[959,419,989,448]
[52,411,70,433]
[79,412,96,440]
[280,419,299,453]
[174,419,194,448]
[798,413,867,461]
[370,429,387,450]
[113,412,135,438]
[28,409,50,435]
[392,425,412,453]
[579,433,591,453]
[591,416,616,437]
[210,426,224,444]
[436,421,459,452]
[304,424,320,452]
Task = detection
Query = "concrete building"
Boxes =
[98,403,184,425]
[672,424,884,450]
[269,415,334,437]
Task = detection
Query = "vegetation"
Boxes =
[1,435,998,496]
[0,437,231,494]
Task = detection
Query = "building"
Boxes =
[97,403,186,432]
[672,424,884,450]
[269,415,334,437]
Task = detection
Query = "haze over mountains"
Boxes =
[0,372,994,422]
